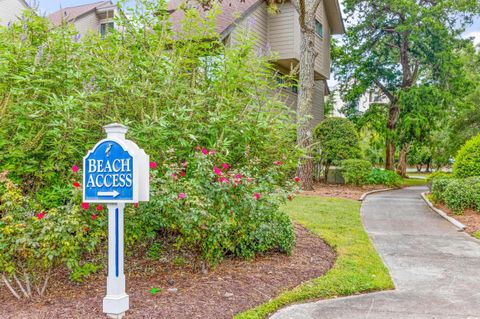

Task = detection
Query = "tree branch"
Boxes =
[374,79,396,103]
[2,274,21,300]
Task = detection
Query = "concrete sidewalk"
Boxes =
[271,186,480,319]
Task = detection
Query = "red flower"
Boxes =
[73,181,81,188]
[91,214,98,220]
[84,227,89,232]
[222,163,230,170]
[294,177,300,183]
[274,161,282,166]
[254,193,261,200]
[36,211,46,220]
[96,205,103,212]
[201,148,209,155]
[178,192,186,199]
[180,171,186,177]
[149,161,158,169]
[213,166,222,176]
[71,165,79,173]
[81,202,90,210]
[134,203,139,208]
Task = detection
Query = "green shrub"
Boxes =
[128,149,297,265]
[367,168,402,187]
[443,179,475,214]
[314,118,361,167]
[0,174,106,296]
[340,159,372,186]
[431,178,454,202]
[454,133,480,178]
[426,171,452,183]
[0,1,300,296]
[465,176,480,211]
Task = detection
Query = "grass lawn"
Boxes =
[235,196,394,319]
[402,177,428,187]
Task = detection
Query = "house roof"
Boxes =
[168,0,260,36]
[168,0,345,36]
[47,1,113,26]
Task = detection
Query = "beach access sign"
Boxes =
[83,123,150,319]
[83,124,149,203]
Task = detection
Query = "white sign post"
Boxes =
[83,123,150,318]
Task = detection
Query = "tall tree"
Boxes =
[336,0,479,171]
[290,0,324,190]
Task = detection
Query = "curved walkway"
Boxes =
[272,186,480,319]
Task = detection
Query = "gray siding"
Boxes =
[268,2,297,59]
[0,0,28,26]
[231,1,269,50]
[74,11,101,37]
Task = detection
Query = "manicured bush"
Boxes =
[314,118,361,177]
[340,159,372,186]
[465,177,480,211]
[443,179,475,214]
[367,168,402,187]
[426,171,452,183]
[454,133,480,178]
[431,178,454,202]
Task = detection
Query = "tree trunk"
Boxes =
[396,143,410,177]
[385,103,400,170]
[296,1,320,191]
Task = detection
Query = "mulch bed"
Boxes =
[0,224,335,319]
[301,182,390,201]
[434,202,480,235]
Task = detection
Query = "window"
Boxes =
[315,20,323,38]
[100,22,114,37]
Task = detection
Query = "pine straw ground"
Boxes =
[0,224,335,319]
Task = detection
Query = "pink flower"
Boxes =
[36,211,46,220]
[274,161,282,166]
[91,214,98,220]
[218,177,230,184]
[149,161,158,169]
[171,173,178,180]
[246,177,253,183]
[73,181,81,188]
[213,166,222,176]
[254,193,261,200]
[178,192,186,199]
[222,163,230,170]
[294,177,300,183]
[235,174,243,179]
[96,205,103,212]
[71,165,79,173]
[134,203,139,208]
[81,202,90,210]
[201,148,209,155]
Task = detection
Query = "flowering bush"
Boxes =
[0,1,301,296]
[125,148,298,265]
[0,171,106,299]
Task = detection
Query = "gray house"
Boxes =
[169,0,345,126]
[0,0,30,26]
[48,1,119,38]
